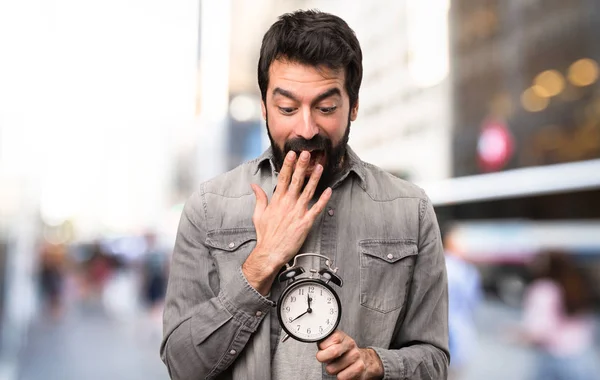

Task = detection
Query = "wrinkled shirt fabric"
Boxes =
[161,147,449,380]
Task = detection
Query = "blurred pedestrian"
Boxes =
[444,226,482,379]
[84,242,114,303]
[38,242,67,319]
[519,251,598,380]
[140,232,168,319]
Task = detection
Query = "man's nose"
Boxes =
[295,108,319,140]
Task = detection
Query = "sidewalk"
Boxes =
[16,299,168,380]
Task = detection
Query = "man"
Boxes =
[161,9,448,380]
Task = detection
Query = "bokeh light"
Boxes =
[568,58,599,87]
[521,87,550,112]
[533,70,565,97]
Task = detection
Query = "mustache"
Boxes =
[284,135,332,154]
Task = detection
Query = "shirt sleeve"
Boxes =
[160,189,274,380]
[369,197,450,380]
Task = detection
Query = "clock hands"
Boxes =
[289,310,309,322]
[289,294,313,322]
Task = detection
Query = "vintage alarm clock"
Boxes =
[277,253,343,343]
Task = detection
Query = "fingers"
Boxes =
[316,330,349,362]
[287,151,310,195]
[307,187,332,220]
[324,350,362,378]
[274,150,296,196]
[298,163,323,203]
[332,359,365,380]
[316,331,364,379]
[251,184,268,223]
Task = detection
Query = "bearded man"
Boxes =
[161,9,449,380]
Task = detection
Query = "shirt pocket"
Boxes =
[206,228,257,283]
[359,239,418,313]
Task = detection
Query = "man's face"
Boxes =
[262,59,358,187]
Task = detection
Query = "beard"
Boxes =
[267,113,351,195]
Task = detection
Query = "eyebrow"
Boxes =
[272,87,342,107]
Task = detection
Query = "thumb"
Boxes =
[251,184,268,221]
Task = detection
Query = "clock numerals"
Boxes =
[279,279,341,342]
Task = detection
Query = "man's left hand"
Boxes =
[316,330,384,380]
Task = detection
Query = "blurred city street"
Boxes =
[9,294,599,380]
[16,295,168,380]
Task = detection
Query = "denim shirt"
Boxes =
[161,147,449,380]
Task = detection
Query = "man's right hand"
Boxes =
[242,150,332,295]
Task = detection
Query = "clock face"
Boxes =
[277,278,341,342]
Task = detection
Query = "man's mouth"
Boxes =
[293,150,324,168]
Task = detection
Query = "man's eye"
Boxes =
[278,107,296,115]
[319,106,337,114]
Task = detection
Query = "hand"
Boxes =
[243,150,332,295]
[307,293,312,310]
[316,330,384,380]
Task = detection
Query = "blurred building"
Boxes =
[424,0,600,304]
[432,0,600,216]
[314,1,452,183]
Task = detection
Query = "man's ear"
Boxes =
[261,100,267,121]
[350,99,359,121]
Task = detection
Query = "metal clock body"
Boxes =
[276,253,343,343]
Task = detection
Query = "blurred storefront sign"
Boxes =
[429,0,600,212]
[450,0,600,178]
[477,119,514,172]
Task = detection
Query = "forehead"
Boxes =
[268,59,346,99]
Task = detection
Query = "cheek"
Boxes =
[267,114,293,145]
[317,115,347,143]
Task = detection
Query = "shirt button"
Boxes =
[387,254,394,260]
[256,311,262,317]
[229,349,237,355]
[327,208,335,216]
[228,242,235,248]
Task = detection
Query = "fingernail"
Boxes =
[286,151,296,160]
[315,164,323,173]
[300,151,310,160]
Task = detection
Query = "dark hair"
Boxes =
[532,251,594,315]
[258,9,363,109]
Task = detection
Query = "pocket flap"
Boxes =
[206,228,256,251]
[359,239,417,263]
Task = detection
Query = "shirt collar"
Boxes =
[254,145,367,190]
